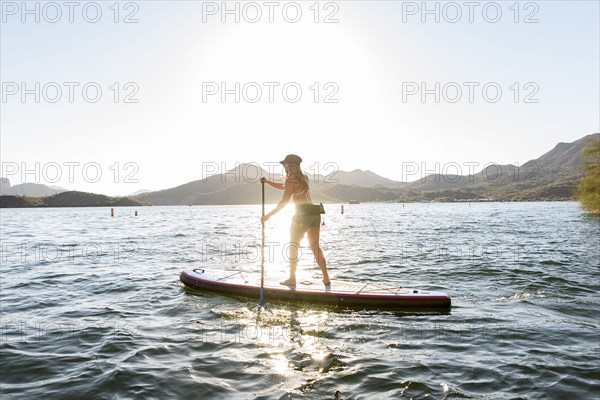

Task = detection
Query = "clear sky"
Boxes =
[1,1,599,195]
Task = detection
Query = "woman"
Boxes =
[261,154,331,287]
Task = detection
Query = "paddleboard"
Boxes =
[180,269,451,309]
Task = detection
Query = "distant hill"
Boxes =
[2,135,595,206]
[325,169,403,188]
[0,191,149,208]
[135,164,284,205]
[128,189,153,196]
[318,183,401,202]
[135,164,337,205]
[535,136,592,171]
[0,177,10,193]
[0,196,45,208]
[113,133,600,205]
[1,182,67,197]
[402,133,599,201]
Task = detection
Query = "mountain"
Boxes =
[324,169,403,188]
[136,163,288,205]
[534,135,593,172]
[0,191,149,208]
[1,182,67,197]
[0,177,10,193]
[5,134,588,207]
[128,189,153,196]
[402,133,599,201]
[317,183,401,202]
[132,134,598,205]
[139,166,328,204]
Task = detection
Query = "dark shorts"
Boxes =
[292,213,321,229]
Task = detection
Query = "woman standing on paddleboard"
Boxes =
[261,154,331,287]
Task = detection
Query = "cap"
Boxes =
[280,154,302,164]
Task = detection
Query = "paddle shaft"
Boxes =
[260,181,265,306]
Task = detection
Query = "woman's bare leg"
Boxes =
[281,222,305,286]
[307,226,330,284]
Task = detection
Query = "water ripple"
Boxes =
[1,203,598,398]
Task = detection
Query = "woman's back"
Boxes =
[290,174,312,204]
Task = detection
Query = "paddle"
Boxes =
[260,180,265,306]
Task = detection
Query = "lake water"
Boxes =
[0,202,598,399]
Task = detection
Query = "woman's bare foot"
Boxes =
[323,279,331,286]
[280,278,296,286]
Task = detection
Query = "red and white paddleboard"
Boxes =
[180,269,451,310]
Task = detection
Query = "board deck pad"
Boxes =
[180,269,451,309]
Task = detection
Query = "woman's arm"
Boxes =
[261,177,284,190]
[262,180,294,222]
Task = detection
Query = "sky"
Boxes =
[1,0,599,196]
